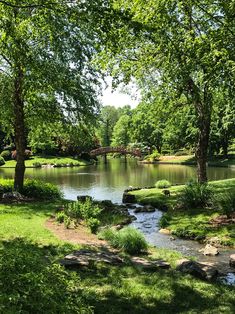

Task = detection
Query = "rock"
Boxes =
[60,249,124,268]
[229,254,235,267]
[170,236,175,241]
[100,200,114,208]
[176,259,218,281]
[143,205,155,212]
[134,207,142,213]
[199,244,219,256]
[2,192,25,201]
[77,195,92,202]
[128,204,137,209]
[131,257,170,270]
[159,228,171,235]
[143,223,152,229]
[206,236,221,246]
[122,192,136,204]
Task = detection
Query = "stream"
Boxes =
[128,204,235,285]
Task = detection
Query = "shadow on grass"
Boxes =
[0,238,91,313]
[77,262,235,314]
[0,238,234,313]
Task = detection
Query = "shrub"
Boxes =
[64,199,101,233]
[0,150,11,161]
[159,213,171,228]
[155,180,171,189]
[216,192,235,218]
[56,212,66,223]
[0,156,5,166]
[87,217,100,234]
[22,179,63,200]
[101,227,148,255]
[144,151,161,162]
[179,181,214,209]
[0,179,13,192]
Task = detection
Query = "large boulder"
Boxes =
[122,192,136,204]
[176,259,218,281]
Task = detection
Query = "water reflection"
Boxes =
[0,158,234,203]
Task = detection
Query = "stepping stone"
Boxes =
[131,257,170,270]
[60,249,123,268]
[176,259,218,281]
[159,228,171,235]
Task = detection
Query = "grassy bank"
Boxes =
[130,179,235,246]
[0,155,92,168]
[141,154,235,167]
[1,201,235,313]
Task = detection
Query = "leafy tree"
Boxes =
[0,0,102,190]
[97,106,119,146]
[111,114,131,147]
[100,0,235,182]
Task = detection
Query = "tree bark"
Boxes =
[13,67,26,192]
[195,101,211,183]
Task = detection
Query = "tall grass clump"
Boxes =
[0,156,5,166]
[100,227,148,255]
[216,192,235,218]
[179,181,214,209]
[155,179,171,189]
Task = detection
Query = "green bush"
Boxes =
[100,227,148,255]
[32,162,42,168]
[0,150,11,161]
[0,179,62,200]
[87,217,100,234]
[144,151,161,162]
[56,211,66,223]
[22,179,62,200]
[0,179,14,192]
[64,199,101,233]
[155,179,171,189]
[179,181,214,209]
[159,213,171,228]
[0,156,5,166]
[216,192,235,218]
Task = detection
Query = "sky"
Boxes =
[100,77,140,108]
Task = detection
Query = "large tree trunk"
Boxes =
[13,68,26,192]
[195,101,211,183]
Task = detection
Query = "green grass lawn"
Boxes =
[156,154,235,167]
[0,200,235,313]
[130,179,235,246]
[1,155,92,168]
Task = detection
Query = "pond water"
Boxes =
[1,158,235,283]
[0,158,234,203]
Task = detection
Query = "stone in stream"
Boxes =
[199,244,219,256]
[122,192,136,204]
[60,249,124,268]
[159,228,171,235]
[176,259,218,281]
[131,257,170,270]
[229,254,235,267]
[134,205,155,213]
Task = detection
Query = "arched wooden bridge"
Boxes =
[90,146,142,157]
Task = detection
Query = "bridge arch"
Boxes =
[90,146,142,158]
